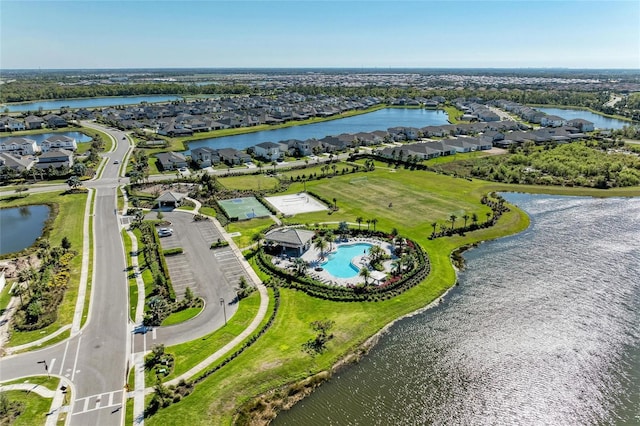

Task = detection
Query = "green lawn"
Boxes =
[4,191,88,347]
[227,217,275,249]
[160,306,203,326]
[121,230,139,321]
[199,206,216,217]
[0,282,14,312]
[154,291,264,386]
[218,174,279,191]
[144,166,533,425]
[3,390,52,426]
[443,105,465,123]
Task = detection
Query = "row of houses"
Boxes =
[96,94,384,136]
[0,114,71,132]
[0,149,74,173]
[0,135,78,155]
[156,120,529,170]
[489,100,595,131]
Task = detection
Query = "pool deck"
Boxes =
[273,237,395,287]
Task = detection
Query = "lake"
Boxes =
[0,205,51,255]
[275,194,640,425]
[537,107,631,130]
[184,108,449,153]
[2,95,182,113]
[0,131,93,145]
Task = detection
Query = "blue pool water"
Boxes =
[322,243,372,278]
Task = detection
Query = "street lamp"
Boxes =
[37,360,50,378]
[220,297,227,325]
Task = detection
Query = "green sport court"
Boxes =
[218,197,271,220]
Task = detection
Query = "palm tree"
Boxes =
[391,259,402,275]
[359,267,371,285]
[292,257,308,276]
[462,214,470,229]
[356,216,363,230]
[449,214,457,230]
[332,197,337,209]
[314,238,328,259]
[366,219,371,231]
[371,218,378,231]
[324,231,334,251]
[431,222,438,236]
[12,283,26,306]
[471,213,478,226]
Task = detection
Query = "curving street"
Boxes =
[0,122,267,426]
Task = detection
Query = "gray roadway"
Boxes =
[0,122,257,424]
[0,124,131,425]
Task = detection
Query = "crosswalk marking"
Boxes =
[73,390,123,415]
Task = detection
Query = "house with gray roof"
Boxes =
[191,147,220,168]
[264,228,316,256]
[36,149,74,169]
[42,135,78,152]
[0,137,40,155]
[252,141,283,162]
[155,152,187,170]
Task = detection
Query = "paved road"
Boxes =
[1,122,267,425]
[0,126,131,425]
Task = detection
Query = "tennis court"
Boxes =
[218,197,271,220]
[265,192,328,215]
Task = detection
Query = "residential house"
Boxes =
[217,148,251,165]
[43,114,68,128]
[0,137,40,155]
[155,152,188,171]
[540,115,566,127]
[36,149,74,169]
[252,141,283,162]
[0,152,36,172]
[24,115,45,130]
[41,135,78,152]
[566,119,595,132]
[0,117,26,132]
[190,147,220,168]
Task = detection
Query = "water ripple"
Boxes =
[275,195,640,425]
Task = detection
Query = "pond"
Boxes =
[0,131,93,145]
[536,107,632,129]
[184,108,450,153]
[2,95,183,113]
[0,205,50,255]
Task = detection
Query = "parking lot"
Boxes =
[157,214,251,301]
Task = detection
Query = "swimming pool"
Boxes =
[322,243,372,278]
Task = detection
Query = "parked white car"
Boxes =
[158,227,173,237]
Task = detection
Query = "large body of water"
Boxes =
[537,107,631,130]
[184,108,449,153]
[3,95,182,113]
[276,194,640,425]
[0,131,93,145]
[0,205,50,255]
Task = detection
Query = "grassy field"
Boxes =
[144,165,536,424]
[121,230,138,321]
[153,290,265,385]
[227,217,275,249]
[3,390,52,426]
[218,174,279,191]
[0,282,14,312]
[3,191,88,347]
[443,105,465,124]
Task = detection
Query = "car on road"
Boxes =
[133,324,151,334]
[113,160,120,164]
[178,167,188,172]
[158,227,173,237]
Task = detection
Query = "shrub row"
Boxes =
[254,232,430,302]
[162,247,183,256]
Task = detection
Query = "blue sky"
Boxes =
[1,1,638,69]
